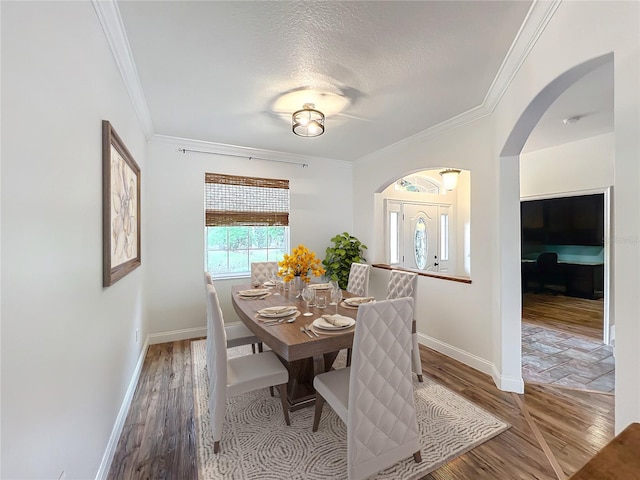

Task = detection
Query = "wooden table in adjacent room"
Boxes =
[231,284,357,411]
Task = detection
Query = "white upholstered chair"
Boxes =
[386,270,423,382]
[312,297,421,480]
[204,272,261,359]
[205,284,290,454]
[250,261,278,286]
[346,262,370,297]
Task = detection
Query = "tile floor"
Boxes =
[522,322,615,393]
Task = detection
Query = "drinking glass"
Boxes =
[301,286,315,315]
[330,287,343,314]
[293,276,304,299]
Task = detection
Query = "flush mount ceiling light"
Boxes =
[292,103,325,137]
[562,115,583,125]
[439,169,461,191]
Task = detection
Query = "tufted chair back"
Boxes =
[347,297,419,479]
[205,284,229,443]
[251,261,278,286]
[386,270,418,302]
[346,262,371,297]
[385,270,423,381]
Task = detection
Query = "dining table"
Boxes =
[231,283,361,411]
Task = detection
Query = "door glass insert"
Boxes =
[414,217,428,269]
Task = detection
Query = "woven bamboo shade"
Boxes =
[205,173,290,226]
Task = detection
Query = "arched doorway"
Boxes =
[496,53,614,395]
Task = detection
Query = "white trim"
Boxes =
[148,326,207,345]
[94,0,560,163]
[417,332,493,377]
[417,332,524,393]
[491,365,525,394]
[483,0,561,112]
[521,186,611,345]
[91,0,154,139]
[95,337,150,480]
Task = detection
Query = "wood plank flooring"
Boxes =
[522,293,604,340]
[108,340,614,480]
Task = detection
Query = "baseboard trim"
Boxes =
[417,332,524,394]
[95,336,150,480]
[148,326,207,345]
[417,332,494,376]
[491,364,525,394]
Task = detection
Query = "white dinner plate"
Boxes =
[312,316,355,330]
[258,306,298,318]
[238,289,270,297]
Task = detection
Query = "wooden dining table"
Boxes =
[231,284,359,411]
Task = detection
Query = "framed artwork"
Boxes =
[102,120,141,286]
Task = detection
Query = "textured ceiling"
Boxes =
[117,1,533,160]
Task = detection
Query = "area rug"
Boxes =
[192,340,509,480]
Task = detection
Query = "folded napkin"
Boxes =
[321,314,352,327]
[261,306,295,315]
[345,296,375,306]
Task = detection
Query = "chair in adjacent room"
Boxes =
[386,270,423,382]
[204,272,261,362]
[346,262,371,297]
[312,297,422,480]
[205,283,290,454]
[250,261,278,286]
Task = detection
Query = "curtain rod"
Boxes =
[178,148,309,168]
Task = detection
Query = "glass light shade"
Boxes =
[292,104,325,137]
[439,169,461,191]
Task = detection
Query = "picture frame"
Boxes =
[102,120,141,286]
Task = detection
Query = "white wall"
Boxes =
[145,139,354,335]
[354,0,640,430]
[355,118,498,376]
[520,132,614,197]
[1,2,148,479]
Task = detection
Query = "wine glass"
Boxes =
[301,286,315,316]
[329,279,340,291]
[330,286,343,314]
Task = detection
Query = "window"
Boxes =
[440,213,449,261]
[205,173,289,278]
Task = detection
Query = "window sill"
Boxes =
[372,264,472,284]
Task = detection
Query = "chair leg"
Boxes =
[251,343,256,354]
[346,347,352,367]
[214,440,220,454]
[269,386,274,397]
[411,332,423,382]
[278,383,290,426]
[413,451,422,463]
[258,342,263,353]
[312,393,325,432]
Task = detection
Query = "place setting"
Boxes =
[340,296,376,309]
[236,288,271,300]
[309,313,356,335]
[255,305,300,325]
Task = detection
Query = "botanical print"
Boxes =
[110,145,137,267]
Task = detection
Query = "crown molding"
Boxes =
[152,134,352,168]
[92,0,155,139]
[483,0,562,112]
[94,0,560,163]
[355,0,561,163]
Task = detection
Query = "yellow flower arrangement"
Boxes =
[278,244,326,283]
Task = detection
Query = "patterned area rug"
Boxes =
[192,340,509,480]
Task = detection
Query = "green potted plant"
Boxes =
[322,232,368,290]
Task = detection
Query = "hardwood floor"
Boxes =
[522,292,604,340]
[108,340,614,480]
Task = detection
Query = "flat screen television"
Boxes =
[521,194,604,246]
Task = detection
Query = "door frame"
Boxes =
[520,186,612,345]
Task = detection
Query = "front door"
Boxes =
[403,203,439,271]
